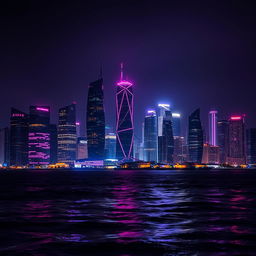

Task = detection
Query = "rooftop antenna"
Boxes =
[120,62,123,81]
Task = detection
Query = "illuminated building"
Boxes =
[49,124,57,164]
[173,136,186,164]
[172,112,181,137]
[143,110,158,162]
[0,127,9,166]
[158,110,174,163]
[28,106,50,166]
[188,108,203,163]
[86,74,105,160]
[209,110,218,146]
[157,103,170,137]
[58,103,77,165]
[105,133,116,159]
[227,115,246,165]
[116,63,134,160]
[10,108,29,166]
[247,128,256,164]
[217,120,229,164]
[76,122,81,138]
[202,143,220,164]
[77,137,88,160]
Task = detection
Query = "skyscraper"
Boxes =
[10,108,29,166]
[116,64,134,160]
[247,128,256,164]
[105,133,116,159]
[227,115,246,166]
[209,110,218,146]
[202,143,220,164]
[86,75,105,160]
[188,108,203,163]
[0,127,9,166]
[158,110,174,163]
[173,136,186,164]
[49,124,57,164]
[77,136,88,160]
[143,110,158,162]
[28,106,50,166]
[217,120,229,164]
[58,103,77,165]
[172,112,181,137]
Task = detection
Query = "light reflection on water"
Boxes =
[0,169,255,256]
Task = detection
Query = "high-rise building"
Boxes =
[172,112,181,137]
[10,108,29,166]
[202,143,220,164]
[158,110,174,163]
[247,128,256,164]
[157,103,170,136]
[0,127,10,166]
[105,133,116,159]
[49,124,57,164]
[188,108,203,163]
[143,110,158,162]
[77,137,88,160]
[116,64,134,160]
[28,106,50,166]
[173,136,186,164]
[86,75,105,160]
[227,115,246,166]
[58,103,77,165]
[217,120,229,164]
[76,122,81,138]
[209,110,218,146]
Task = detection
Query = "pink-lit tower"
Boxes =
[116,63,134,160]
[209,110,218,146]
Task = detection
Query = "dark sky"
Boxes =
[1,0,256,139]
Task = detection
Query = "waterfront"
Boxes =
[0,169,255,255]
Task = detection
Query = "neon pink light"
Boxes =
[36,107,49,112]
[117,81,133,86]
[76,122,80,125]
[12,113,25,117]
[231,116,242,120]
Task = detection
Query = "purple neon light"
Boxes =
[36,107,49,112]
[116,70,134,159]
[209,111,217,146]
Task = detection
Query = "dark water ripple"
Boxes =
[0,169,256,255]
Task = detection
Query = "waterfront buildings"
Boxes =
[173,136,186,164]
[57,103,77,165]
[116,64,134,160]
[10,108,29,166]
[217,120,229,164]
[227,115,246,166]
[209,110,217,146]
[158,110,174,163]
[86,76,105,160]
[28,106,50,166]
[172,112,181,137]
[202,143,220,164]
[0,127,9,166]
[49,124,57,164]
[188,108,203,163]
[143,110,158,162]
[246,128,256,164]
[77,137,88,160]
[105,133,116,159]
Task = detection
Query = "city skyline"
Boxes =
[1,1,256,137]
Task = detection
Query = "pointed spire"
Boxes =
[120,62,123,81]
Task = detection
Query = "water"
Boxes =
[0,169,256,256]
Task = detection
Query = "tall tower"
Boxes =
[58,103,77,165]
[28,106,50,166]
[116,63,134,160]
[209,110,218,146]
[10,108,29,166]
[188,108,203,163]
[217,120,229,164]
[144,110,158,162]
[227,115,246,165]
[86,73,105,160]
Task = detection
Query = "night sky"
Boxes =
[1,0,256,138]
